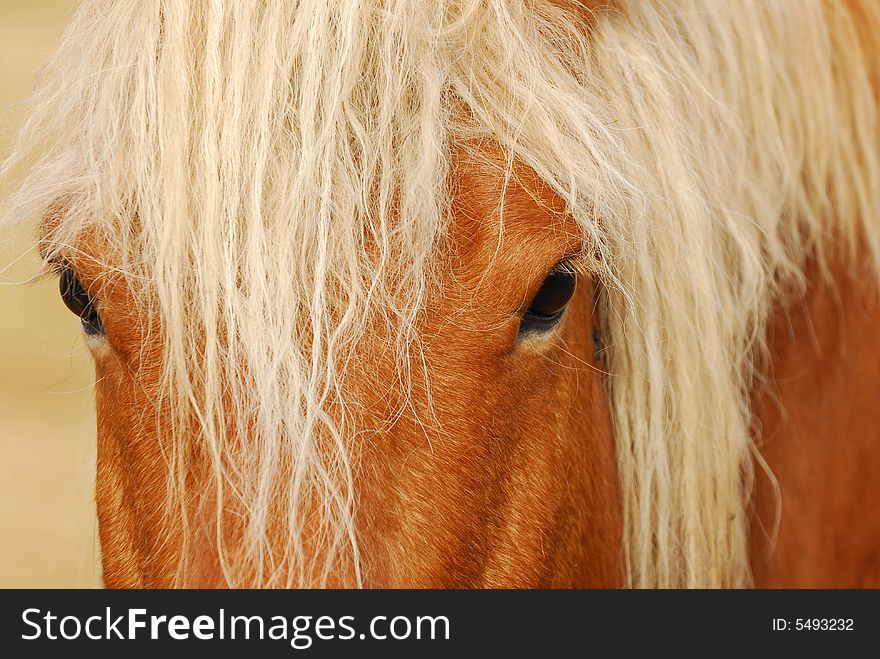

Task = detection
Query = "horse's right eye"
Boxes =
[59,267,104,336]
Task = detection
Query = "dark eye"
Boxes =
[518,263,577,338]
[59,267,104,336]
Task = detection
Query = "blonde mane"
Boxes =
[2,0,879,587]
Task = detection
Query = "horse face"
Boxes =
[343,150,623,587]
[46,148,621,588]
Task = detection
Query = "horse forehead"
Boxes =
[448,148,583,277]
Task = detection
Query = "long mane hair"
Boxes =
[2,0,879,587]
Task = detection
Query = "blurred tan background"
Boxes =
[0,0,100,587]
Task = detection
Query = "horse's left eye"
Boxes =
[519,263,577,338]
[59,267,104,336]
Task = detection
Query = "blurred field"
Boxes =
[0,0,100,587]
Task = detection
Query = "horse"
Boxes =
[2,0,879,588]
